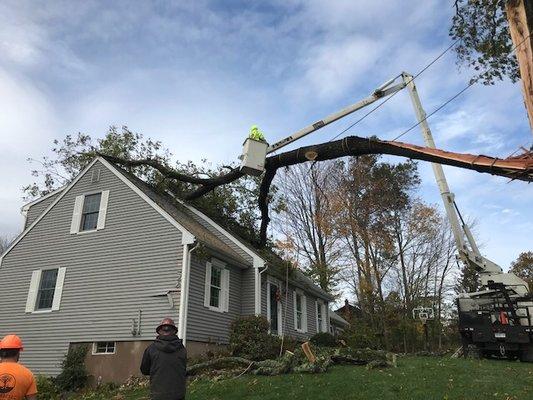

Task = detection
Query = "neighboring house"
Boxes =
[0,156,333,383]
[335,299,362,323]
[329,310,349,337]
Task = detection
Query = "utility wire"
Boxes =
[328,38,462,143]
[391,32,532,142]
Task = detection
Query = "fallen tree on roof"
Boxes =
[102,135,533,246]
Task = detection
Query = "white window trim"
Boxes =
[293,289,307,333]
[266,279,283,336]
[204,259,230,313]
[71,190,110,235]
[91,342,117,355]
[25,267,67,313]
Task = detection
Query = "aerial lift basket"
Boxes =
[240,137,269,176]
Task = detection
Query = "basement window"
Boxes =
[92,342,116,355]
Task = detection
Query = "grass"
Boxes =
[75,356,532,400]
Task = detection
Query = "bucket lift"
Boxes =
[239,72,533,361]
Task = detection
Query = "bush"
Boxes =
[310,332,337,347]
[36,375,60,400]
[229,316,282,361]
[340,323,380,350]
[55,344,89,392]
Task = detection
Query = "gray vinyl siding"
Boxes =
[240,267,256,315]
[24,191,62,229]
[185,210,253,265]
[186,255,242,344]
[0,160,185,376]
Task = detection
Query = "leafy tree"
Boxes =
[450,0,520,84]
[24,126,263,244]
[455,263,480,294]
[510,251,533,290]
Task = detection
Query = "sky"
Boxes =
[1,0,532,273]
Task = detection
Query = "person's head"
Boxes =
[156,318,178,337]
[0,335,23,362]
[0,349,21,361]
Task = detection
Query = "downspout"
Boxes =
[178,240,198,345]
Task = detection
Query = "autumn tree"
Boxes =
[273,162,342,294]
[510,251,533,290]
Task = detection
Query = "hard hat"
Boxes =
[156,318,177,334]
[0,335,24,350]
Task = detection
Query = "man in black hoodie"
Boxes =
[141,318,187,400]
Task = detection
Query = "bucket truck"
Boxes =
[239,72,533,361]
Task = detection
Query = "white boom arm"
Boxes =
[267,77,406,154]
[401,72,502,275]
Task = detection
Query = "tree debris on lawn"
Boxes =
[186,346,397,379]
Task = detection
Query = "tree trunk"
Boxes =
[506,0,533,133]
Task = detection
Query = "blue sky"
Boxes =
[0,0,531,269]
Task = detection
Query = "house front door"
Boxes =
[269,283,280,335]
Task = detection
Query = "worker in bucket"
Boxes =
[0,334,38,400]
[140,318,187,400]
[249,125,266,141]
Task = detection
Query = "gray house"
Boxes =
[0,156,333,382]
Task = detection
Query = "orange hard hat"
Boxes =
[0,335,24,350]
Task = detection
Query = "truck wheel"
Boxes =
[519,346,533,362]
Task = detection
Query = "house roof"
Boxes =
[103,159,249,266]
[15,156,333,301]
[329,310,349,326]
[102,158,334,301]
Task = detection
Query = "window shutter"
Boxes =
[315,300,322,333]
[204,262,212,308]
[96,190,110,230]
[25,270,41,313]
[51,267,67,311]
[293,291,298,330]
[221,269,230,312]
[70,196,84,234]
[302,295,307,333]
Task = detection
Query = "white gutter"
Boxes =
[178,239,197,345]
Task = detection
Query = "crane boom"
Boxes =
[401,72,503,275]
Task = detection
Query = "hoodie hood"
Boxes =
[154,335,184,353]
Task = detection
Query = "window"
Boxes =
[92,342,116,355]
[81,193,102,231]
[210,266,222,308]
[25,267,67,313]
[70,190,109,234]
[204,259,229,312]
[267,281,282,335]
[293,290,307,333]
[316,300,327,332]
[317,301,323,332]
[36,269,58,310]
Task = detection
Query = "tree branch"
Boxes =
[99,136,533,247]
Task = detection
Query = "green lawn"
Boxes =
[78,356,532,400]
